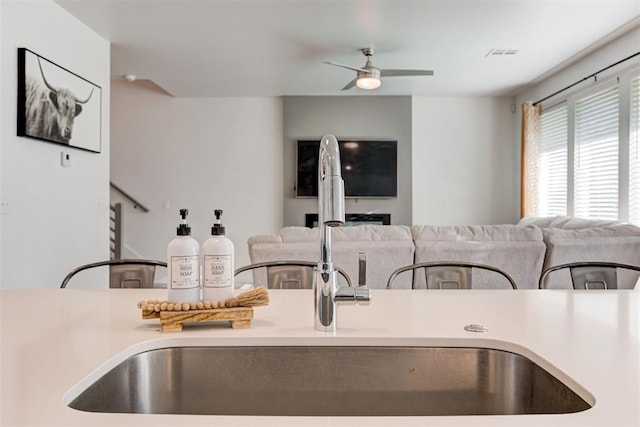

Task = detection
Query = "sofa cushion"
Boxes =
[247,233,282,245]
[278,225,413,243]
[541,225,640,289]
[411,225,546,289]
[518,216,622,229]
[248,225,415,289]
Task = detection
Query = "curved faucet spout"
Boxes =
[318,135,345,270]
[314,135,371,331]
[318,135,343,181]
[315,135,345,331]
[318,135,345,231]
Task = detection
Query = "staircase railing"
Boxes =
[109,182,151,260]
[110,203,122,260]
[110,181,149,212]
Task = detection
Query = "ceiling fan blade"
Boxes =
[380,69,434,77]
[341,78,357,91]
[324,61,368,73]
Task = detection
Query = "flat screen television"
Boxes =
[296,139,397,198]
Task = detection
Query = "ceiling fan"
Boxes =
[324,48,434,91]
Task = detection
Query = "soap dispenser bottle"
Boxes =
[202,209,235,301]
[167,208,201,302]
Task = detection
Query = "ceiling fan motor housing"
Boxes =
[362,47,375,57]
[358,67,380,80]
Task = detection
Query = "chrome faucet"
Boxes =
[314,134,371,332]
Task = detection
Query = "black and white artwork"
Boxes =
[17,48,102,153]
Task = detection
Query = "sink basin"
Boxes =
[68,346,591,416]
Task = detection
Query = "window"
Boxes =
[535,70,639,225]
[574,85,619,219]
[538,105,568,216]
[630,75,640,224]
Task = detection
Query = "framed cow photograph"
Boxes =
[17,48,102,153]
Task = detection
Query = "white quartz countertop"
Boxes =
[0,288,638,426]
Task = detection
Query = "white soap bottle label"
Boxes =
[170,255,200,289]
[204,254,232,288]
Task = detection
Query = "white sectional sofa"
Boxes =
[518,216,640,289]
[411,224,546,289]
[247,218,640,290]
[248,225,415,289]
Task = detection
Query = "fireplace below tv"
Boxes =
[305,213,390,228]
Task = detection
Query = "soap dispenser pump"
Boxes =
[167,208,201,302]
[202,209,235,301]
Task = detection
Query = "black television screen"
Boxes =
[296,139,397,198]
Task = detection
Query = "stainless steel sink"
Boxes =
[68,346,591,416]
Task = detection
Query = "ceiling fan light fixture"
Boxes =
[356,68,381,90]
[356,76,381,90]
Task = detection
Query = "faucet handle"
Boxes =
[334,285,371,303]
[335,286,357,302]
[358,252,366,287]
[355,286,371,302]
[334,252,371,304]
[355,252,371,303]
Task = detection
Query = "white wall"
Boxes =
[283,96,413,226]
[110,80,283,269]
[0,0,110,289]
[516,27,640,108]
[412,97,517,225]
[112,90,520,269]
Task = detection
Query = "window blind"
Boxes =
[538,105,568,216]
[574,85,619,220]
[630,75,640,225]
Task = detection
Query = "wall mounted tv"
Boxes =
[296,139,398,198]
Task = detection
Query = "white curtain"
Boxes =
[521,101,541,218]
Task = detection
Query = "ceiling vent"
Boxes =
[485,49,519,57]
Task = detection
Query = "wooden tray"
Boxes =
[142,306,254,332]
[138,287,268,332]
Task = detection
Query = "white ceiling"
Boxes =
[55,0,640,98]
